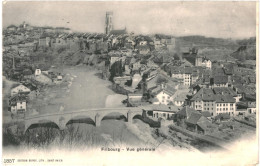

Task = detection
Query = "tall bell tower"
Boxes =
[105,11,113,34]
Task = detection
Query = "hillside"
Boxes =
[176,35,238,50]
[230,37,256,61]
[176,35,256,62]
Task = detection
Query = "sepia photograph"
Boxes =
[1,1,259,165]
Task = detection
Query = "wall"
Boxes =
[203,101,216,115]
[152,111,175,120]
[17,101,26,111]
[155,91,173,105]
[216,102,236,116]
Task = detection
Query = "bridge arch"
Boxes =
[100,111,128,122]
[132,111,144,119]
[24,119,60,134]
[65,114,96,127]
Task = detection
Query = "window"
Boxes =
[220,104,222,106]
[223,104,225,106]
[168,96,170,99]
[20,102,22,104]
[20,106,22,109]
[217,108,219,111]
[204,104,206,106]
[220,108,222,111]
[162,96,165,99]
[217,104,219,106]
[223,108,225,111]
[207,108,209,110]
[230,104,233,106]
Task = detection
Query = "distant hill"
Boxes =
[175,35,256,62]
[176,35,238,50]
[230,37,256,61]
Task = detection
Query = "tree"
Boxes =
[109,60,123,81]
[156,76,168,84]
[57,47,67,54]
[173,53,180,60]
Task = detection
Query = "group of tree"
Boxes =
[109,60,124,81]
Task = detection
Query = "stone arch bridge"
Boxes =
[23,107,143,133]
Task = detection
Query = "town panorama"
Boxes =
[2,3,257,164]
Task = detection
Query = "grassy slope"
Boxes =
[176,36,256,62]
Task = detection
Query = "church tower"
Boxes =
[105,12,113,34]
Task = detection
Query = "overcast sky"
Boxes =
[3,1,256,39]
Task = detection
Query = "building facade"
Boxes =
[190,88,236,116]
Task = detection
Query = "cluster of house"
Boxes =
[4,22,43,56]
[34,65,64,84]
[104,32,256,121]
[195,55,212,69]
[173,106,214,134]
[8,65,64,116]
[139,82,254,134]
[118,45,256,134]
[141,105,215,134]
[9,83,37,115]
[3,19,256,132]
[4,23,176,58]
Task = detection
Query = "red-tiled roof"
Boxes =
[190,88,215,101]
[176,106,197,117]
[9,95,27,106]
[197,118,212,131]
[201,111,212,117]
[214,75,228,84]
[185,112,202,124]
[213,87,237,96]
[215,95,235,103]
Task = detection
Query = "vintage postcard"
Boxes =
[1,1,259,166]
